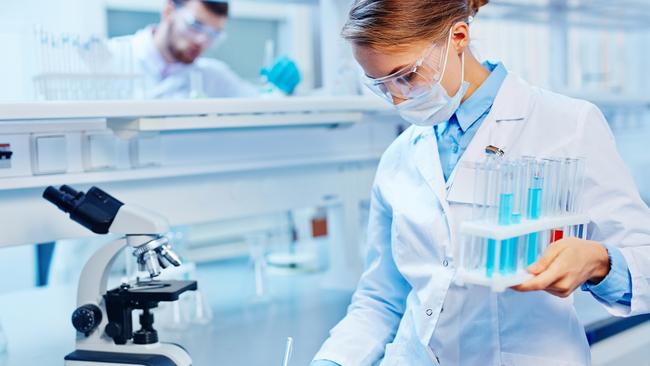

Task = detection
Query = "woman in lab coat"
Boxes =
[312,0,650,365]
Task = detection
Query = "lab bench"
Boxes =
[0,258,648,366]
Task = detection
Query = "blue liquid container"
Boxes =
[526,187,543,265]
[498,193,514,225]
[526,232,539,266]
[506,213,522,273]
[487,239,496,278]
[488,193,514,277]
[527,187,543,220]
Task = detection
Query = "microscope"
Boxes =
[43,185,197,366]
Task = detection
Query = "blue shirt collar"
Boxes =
[455,61,507,132]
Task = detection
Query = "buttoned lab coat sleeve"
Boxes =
[578,103,650,316]
[314,182,412,366]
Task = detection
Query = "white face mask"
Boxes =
[396,42,469,127]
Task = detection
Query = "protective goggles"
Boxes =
[177,10,224,42]
[363,34,451,103]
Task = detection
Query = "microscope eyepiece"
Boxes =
[43,185,124,234]
[43,186,77,213]
[60,185,82,198]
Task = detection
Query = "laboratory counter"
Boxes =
[0,258,647,366]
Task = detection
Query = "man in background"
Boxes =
[130,0,301,98]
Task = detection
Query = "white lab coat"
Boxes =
[129,26,258,99]
[314,73,650,365]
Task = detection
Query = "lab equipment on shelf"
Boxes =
[247,231,272,303]
[455,155,589,292]
[32,27,142,101]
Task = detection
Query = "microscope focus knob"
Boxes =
[71,304,103,336]
[105,322,122,339]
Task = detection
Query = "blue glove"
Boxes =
[261,56,301,95]
[310,361,340,366]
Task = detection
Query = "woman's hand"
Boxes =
[512,238,611,298]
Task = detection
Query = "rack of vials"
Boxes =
[32,28,143,101]
[455,155,589,292]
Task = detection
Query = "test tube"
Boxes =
[247,232,270,302]
[498,162,515,226]
[525,159,545,265]
[566,158,586,214]
[472,237,487,273]
[472,161,488,221]
[543,158,566,244]
[507,161,527,273]
[558,158,574,215]
[497,162,515,275]
[541,158,561,216]
[484,158,501,277]
[484,156,501,224]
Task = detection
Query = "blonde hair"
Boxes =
[341,0,488,50]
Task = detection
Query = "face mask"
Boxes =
[396,44,469,127]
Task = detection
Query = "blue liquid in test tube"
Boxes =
[505,213,522,273]
[527,187,543,220]
[487,239,496,278]
[496,193,513,276]
[498,193,514,226]
[526,185,543,265]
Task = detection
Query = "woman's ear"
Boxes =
[451,23,470,54]
[162,0,176,20]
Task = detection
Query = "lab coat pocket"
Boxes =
[379,340,439,366]
[446,162,476,205]
[379,311,440,366]
[378,342,401,366]
[500,352,585,366]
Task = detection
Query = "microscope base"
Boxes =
[64,342,191,366]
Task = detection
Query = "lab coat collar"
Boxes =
[455,61,507,133]
[410,70,531,146]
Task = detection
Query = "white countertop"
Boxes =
[0,96,391,122]
[0,258,622,366]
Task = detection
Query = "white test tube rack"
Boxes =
[455,213,590,292]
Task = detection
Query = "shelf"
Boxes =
[0,151,383,191]
[460,214,589,241]
[0,119,106,134]
[488,0,650,29]
[0,96,391,122]
[108,111,364,136]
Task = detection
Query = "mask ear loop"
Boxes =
[460,45,466,86]
[438,29,454,85]
[439,26,466,94]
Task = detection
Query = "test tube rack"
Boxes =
[454,155,589,292]
[456,214,589,292]
[32,27,142,101]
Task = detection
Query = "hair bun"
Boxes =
[467,0,489,14]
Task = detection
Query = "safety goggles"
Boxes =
[363,35,450,103]
[176,9,224,42]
